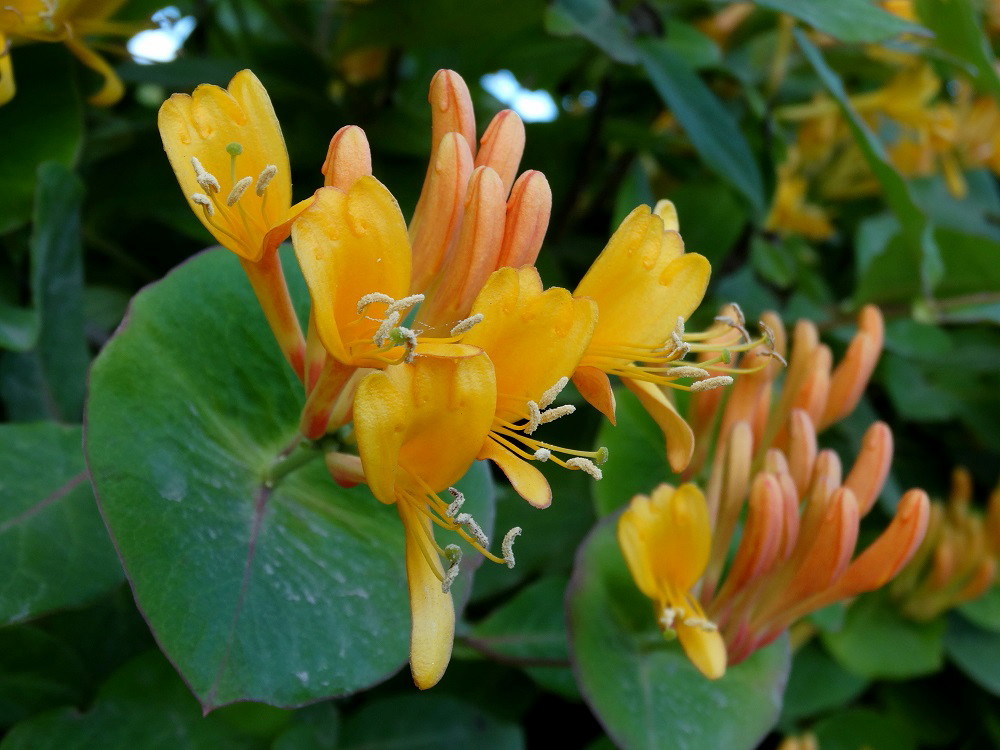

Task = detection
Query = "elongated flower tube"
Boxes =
[340,352,522,689]
[573,202,772,472]
[461,266,603,508]
[159,70,308,378]
[891,468,999,621]
[618,483,727,679]
[0,0,138,106]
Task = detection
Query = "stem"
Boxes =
[264,438,323,487]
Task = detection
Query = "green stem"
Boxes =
[265,439,322,487]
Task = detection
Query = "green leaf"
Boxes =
[796,29,942,298]
[636,39,766,216]
[0,46,82,235]
[567,516,790,750]
[958,586,1000,632]
[945,613,1000,696]
[339,693,524,750]
[0,422,122,625]
[811,708,917,750]
[545,0,638,64]
[879,353,962,422]
[821,591,945,679]
[756,0,928,43]
[779,641,868,725]
[668,182,747,268]
[0,163,89,422]
[0,651,263,750]
[0,626,86,729]
[270,704,340,750]
[592,387,672,517]
[86,248,496,709]
[915,0,1000,100]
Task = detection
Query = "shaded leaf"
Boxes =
[945,613,1000,697]
[915,0,1000,100]
[545,0,637,64]
[757,0,927,43]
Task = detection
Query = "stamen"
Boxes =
[533,448,551,461]
[502,527,522,569]
[450,313,484,336]
[373,311,401,347]
[525,400,542,434]
[191,157,220,193]
[675,316,685,336]
[660,607,679,630]
[389,326,418,362]
[191,192,214,216]
[690,375,735,392]
[446,488,465,517]
[539,404,575,424]
[386,294,425,316]
[441,544,462,593]
[255,165,278,196]
[539,376,569,409]
[357,292,395,315]
[454,513,489,549]
[566,457,603,480]
[668,366,711,380]
[226,176,253,206]
[682,616,719,632]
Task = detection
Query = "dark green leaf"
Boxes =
[812,708,917,750]
[0,422,122,625]
[757,0,928,43]
[945,613,1000,696]
[86,248,495,708]
[637,39,766,215]
[958,586,1000,632]
[0,626,86,729]
[915,0,1000,100]
[339,693,524,750]
[821,591,945,679]
[1,163,89,421]
[567,516,789,750]
[545,0,637,64]
[779,641,868,725]
[270,704,340,750]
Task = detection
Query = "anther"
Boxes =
[446,488,465,517]
[191,192,215,216]
[454,513,489,549]
[190,157,220,193]
[450,313,484,336]
[373,311,401,347]
[502,527,522,569]
[389,326,418,362]
[525,400,542,434]
[533,448,551,461]
[668,366,711,380]
[690,375,734,392]
[539,377,569,409]
[226,176,253,206]
[255,165,278,196]
[442,544,462,593]
[675,316,685,336]
[682,616,719,632]
[357,292,395,315]
[566,457,603,480]
[660,607,679,629]
[539,404,575,425]
[386,294,425,316]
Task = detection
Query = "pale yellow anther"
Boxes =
[386,294,425,316]
[356,292,395,315]
[566,457,603,480]
[441,544,462,593]
[533,448,552,461]
[191,192,214,216]
[226,176,253,206]
[690,375,735,393]
[502,527,522,569]
[255,165,278,196]
[682,616,719,632]
[446,487,465,517]
[454,512,490,549]
[660,607,679,629]
[373,310,401,347]
[539,376,569,409]
[190,157,220,193]
[395,326,418,363]
[669,366,712,380]
[450,313,484,336]
[525,400,542,434]
[539,404,576,424]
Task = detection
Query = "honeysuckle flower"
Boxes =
[0,0,138,106]
[891,468,999,621]
[461,266,603,508]
[159,70,309,379]
[572,203,772,472]
[618,483,727,680]
[764,155,835,240]
[328,352,522,689]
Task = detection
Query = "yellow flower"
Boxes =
[158,70,309,379]
[764,158,835,240]
[618,483,727,679]
[0,0,137,106]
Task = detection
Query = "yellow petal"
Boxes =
[479,439,552,508]
[621,378,694,472]
[676,615,727,680]
[617,493,662,599]
[572,366,617,423]
[647,483,712,591]
[0,35,14,106]
[63,36,123,106]
[292,179,412,366]
[398,502,454,690]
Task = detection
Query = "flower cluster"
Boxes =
[619,305,931,678]
[158,69,754,689]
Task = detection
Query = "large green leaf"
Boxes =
[0,626,86,729]
[0,46,82,235]
[779,641,868,726]
[637,39,766,216]
[0,163,89,421]
[915,0,1000,100]
[567,515,790,750]
[945,613,1000,697]
[85,248,495,709]
[821,591,945,679]
[796,29,942,298]
[0,422,122,625]
[757,0,927,43]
